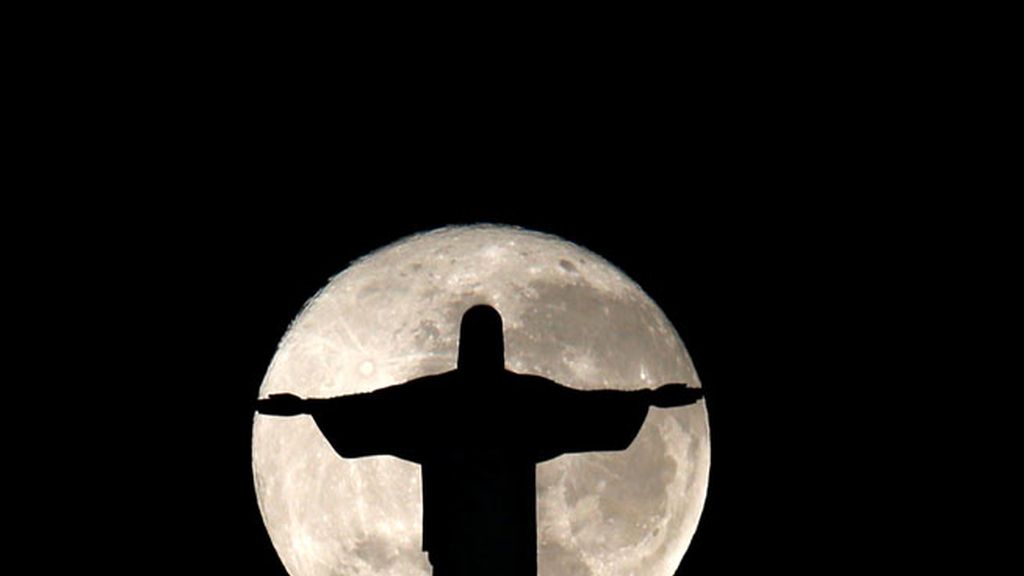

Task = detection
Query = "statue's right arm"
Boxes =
[255,372,446,418]
[255,374,449,463]
[256,392,372,417]
[647,383,704,408]
[256,393,309,416]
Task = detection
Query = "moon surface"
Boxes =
[252,225,710,576]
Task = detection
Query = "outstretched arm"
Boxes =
[531,379,704,462]
[254,374,449,463]
[257,393,320,416]
[257,390,422,461]
[645,383,704,408]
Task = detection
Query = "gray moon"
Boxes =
[252,225,710,576]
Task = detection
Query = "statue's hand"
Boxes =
[651,384,704,408]
[257,393,306,416]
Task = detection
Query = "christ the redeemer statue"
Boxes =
[258,304,704,576]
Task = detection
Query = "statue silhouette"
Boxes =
[258,305,704,576]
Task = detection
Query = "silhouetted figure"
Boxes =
[258,305,704,576]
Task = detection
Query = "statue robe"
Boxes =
[307,369,651,576]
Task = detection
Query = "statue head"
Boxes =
[457,304,505,373]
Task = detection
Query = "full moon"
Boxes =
[252,225,710,576]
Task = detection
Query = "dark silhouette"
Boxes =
[258,305,704,576]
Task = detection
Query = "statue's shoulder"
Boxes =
[399,370,459,389]
[503,370,565,390]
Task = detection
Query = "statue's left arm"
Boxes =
[532,381,703,462]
